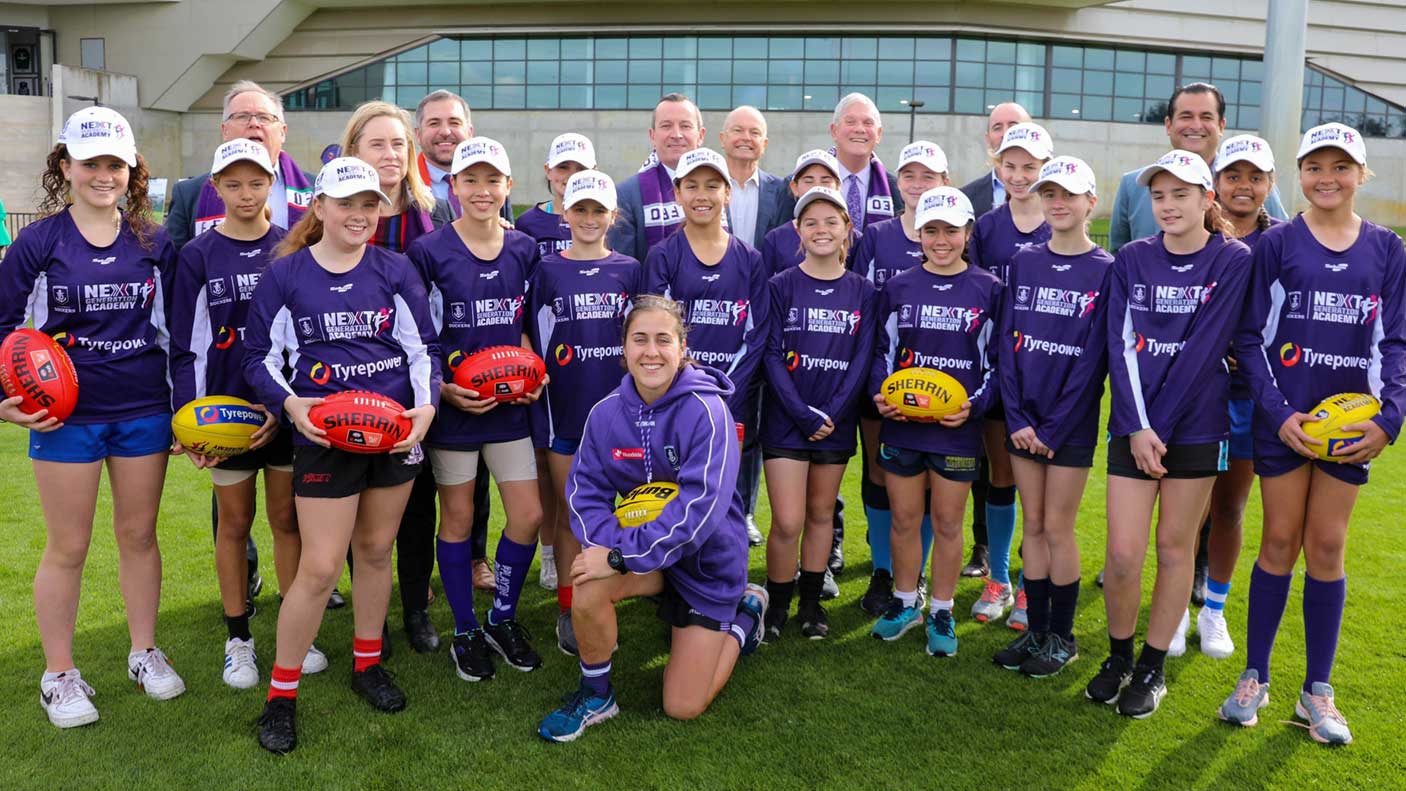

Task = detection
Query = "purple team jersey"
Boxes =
[762,267,878,451]
[1228,216,1283,400]
[1107,233,1252,444]
[514,204,572,260]
[529,251,641,442]
[850,216,923,289]
[998,243,1114,450]
[869,263,1003,457]
[969,203,1052,285]
[169,226,287,410]
[408,226,540,448]
[760,222,861,277]
[0,209,175,423]
[644,232,770,411]
[242,245,440,441]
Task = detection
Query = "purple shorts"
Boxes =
[1253,437,1369,486]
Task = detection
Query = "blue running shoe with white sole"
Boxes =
[925,610,958,657]
[1218,669,1268,726]
[871,595,925,641]
[738,584,769,656]
[538,682,619,743]
[1295,683,1352,746]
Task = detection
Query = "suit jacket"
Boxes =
[775,169,904,230]
[726,168,791,249]
[607,172,651,264]
[960,170,997,219]
[165,166,316,250]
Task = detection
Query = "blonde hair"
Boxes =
[339,101,435,214]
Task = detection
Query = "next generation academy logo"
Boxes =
[298,308,395,341]
[1284,289,1381,325]
[1014,285,1099,318]
[897,303,985,334]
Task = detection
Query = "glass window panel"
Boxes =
[397,86,426,108]
[771,37,804,59]
[596,85,626,109]
[1304,86,1321,110]
[1015,65,1042,92]
[336,80,369,107]
[336,70,365,90]
[629,60,660,83]
[398,44,427,62]
[986,63,1015,90]
[527,39,558,60]
[462,85,492,109]
[913,86,949,112]
[698,37,730,58]
[806,60,839,83]
[1147,52,1176,75]
[397,60,428,84]
[1078,95,1109,121]
[1017,42,1044,66]
[956,38,984,62]
[1140,101,1167,124]
[596,38,628,59]
[494,38,525,60]
[630,37,662,59]
[561,60,593,83]
[381,62,397,85]
[1051,92,1081,119]
[699,59,731,84]
[733,84,766,107]
[770,59,804,85]
[953,87,985,114]
[671,37,698,59]
[428,37,457,61]
[843,37,878,60]
[495,61,525,84]
[1344,88,1367,114]
[806,37,840,59]
[1014,90,1043,116]
[1083,70,1113,95]
[1084,48,1114,70]
[1222,106,1240,129]
[429,61,458,89]
[1181,55,1210,80]
[1212,57,1241,81]
[803,85,839,110]
[559,85,592,109]
[880,37,915,61]
[878,60,913,85]
[1240,59,1263,81]
[662,84,697,100]
[628,85,662,109]
[1113,97,1145,122]
[734,36,767,58]
[1052,45,1082,68]
[735,59,767,84]
[987,40,1016,63]
[1114,72,1143,98]
[769,84,803,110]
[663,61,696,85]
[1220,81,1239,103]
[527,61,559,84]
[915,61,950,87]
[1146,75,1174,102]
[1051,67,1080,93]
[561,39,591,59]
[1240,105,1261,130]
[841,85,874,102]
[1323,86,1344,111]
[917,37,951,60]
[1115,50,1145,72]
[842,60,878,84]
[365,62,390,88]
[596,61,627,83]
[459,40,491,61]
[697,85,731,109]
[494,84,525,108]
[527,85,557,108]
[874,87,910,113]
[1367,96,1387,115]
[955,61,985,88]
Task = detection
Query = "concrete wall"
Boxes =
[53,66,185,192]
[0,95,54,213]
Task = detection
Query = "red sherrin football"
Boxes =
[0,329,80,422]
[452,345,546,403]
[307,390,412,454]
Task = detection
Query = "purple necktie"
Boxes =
[846,174,864,226]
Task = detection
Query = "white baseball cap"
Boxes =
[914,186,975,229]
[58,106,137,167]
[547,133,597,169]
[452,137,512,176]
[1213,134,1275,174]
[1297,122,1367,165]
[1136,149,1213,191]
[792,149,842,183]
[563,170,618,212]
[793,186,848,220]
[673,147,729,182]
[898,140,950,175]
[1031,156,1098,197]
[211,138,276,176]
[314,157,391,204]
[996,122,1054,161]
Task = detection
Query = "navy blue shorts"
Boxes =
[29,413,171,463]
[1228,399,1254,461]
[1254,439,1369,486]
[877,443,980,482]
[549,436,580,455]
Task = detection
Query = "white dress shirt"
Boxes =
[728,167,762,246]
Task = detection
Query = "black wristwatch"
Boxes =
[607,547,628,574]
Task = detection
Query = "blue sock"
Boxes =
[581,659,611,697]
[488,536,536,624]
[1205,577,1231,612]
[920,515,934,571]
[436,538,479,634]
[865,506,893,573]
[985,486,1017,586]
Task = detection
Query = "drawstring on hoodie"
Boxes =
[639,404,655,482]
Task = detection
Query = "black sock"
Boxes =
[766,579,796,615]
[1024,577,1051,633]
[225,613,252,642]
[797,570,825,605]
[1138,644,1168,672]
[1049,579,1081,640]
[1109,633,1135,661]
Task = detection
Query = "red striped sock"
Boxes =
[352,636,382,672]
[267,664,301,701]
[557,584,573,613]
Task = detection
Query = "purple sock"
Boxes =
[1245,562,1293,685]
[436,538,479,634]
[1303,574,1347,693]
[581,659,612,697]
[488,536,536,625]
[1024,577,1051,634]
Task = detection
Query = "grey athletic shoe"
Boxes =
[1296,683,1353,745]
[556,610,578,656]
[1218,669,1269,726]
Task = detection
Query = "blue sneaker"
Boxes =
[925,610,958,657]
[871,594,924,641]
[738,583,769,656]
[538,682,619,743]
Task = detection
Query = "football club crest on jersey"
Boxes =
[298,317,315,337]
[665,445,680,470]
[450,302,467,321]
[1132,284,1147,305]
[53,285,69,305]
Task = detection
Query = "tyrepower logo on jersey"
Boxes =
[1134,334,1184,357]
[553,343,620,366]
[687,299,749,327]
[895,347,974,371]
[1277,342,1368,370]
[49,332,148,355]
[214,326,242,350]
[472,296,525,327]
[314,308,394,340]
[803,307,862,335]
[1019,286,1099,318]
[1285,291,1382,325]
[611,447,645,461]
[900,304,985,333]
[305,355,404,384]
[690,349,738,367]
[1013,331,1083,358]
[81,279,156,312]
[785,352,850,373]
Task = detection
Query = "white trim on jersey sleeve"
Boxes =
[428,284,445,334]
[27,272,48,330]
[1258,279,1288,395]
[969,318,995,401]
[150,267,173,392]
[883,312,899,376]
[392,293,435,408]
[1368,306,1387,398]
[264,306,299,398]
[189,288,213,400]
[1120,304,1150,431]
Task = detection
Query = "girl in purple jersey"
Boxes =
[528,170,642,656]
[1086,150,1251,720]
[868,187,1002,659]
[409,138,548,681]
[247,158,439,754]
[0,108,184,728]
[168,139,328,688]
[991,157,1112,678]
[515,133,596,259]
[1219,124,1406,745]
[759,149,854,275]
[759,188,876,642]
[537,296,767,743]
[851,141,949,616]
[968,122,1054,631]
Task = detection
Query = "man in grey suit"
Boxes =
[718,105,790,248]
[607,93,706,262]
[959,102,1031,219]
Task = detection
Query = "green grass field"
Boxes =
[1,422,1402,790]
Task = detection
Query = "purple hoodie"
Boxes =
[567,364,747,623]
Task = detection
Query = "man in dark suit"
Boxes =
[958,102,1031,219]
[607,93,705,263]
[718,105,790,248]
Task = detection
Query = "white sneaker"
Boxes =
[1167,609,1191,658]
[222,637,259,689]
[1197,607,1236,659]
[40,670,99,728]
[128,647,186,700]
[539,549,558,591]
[302,644,329,674]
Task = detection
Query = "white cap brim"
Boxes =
[66,139,137,168]
[213,150,276,177]
[792,156,840,182]
[793,188,847,220]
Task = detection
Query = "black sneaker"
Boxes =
[1085,653,1133,705]
[404,609,440,654]
[484,618,543,671]
[1117,664,1167,718]
[961,544,990,578]
[1190,561,1208,608]
[257,697,297,754]
[797,601,829,640]
[248,571,264,599]
[451,630,495,682]
[762,605,787,643]
[1021,632,1079,678]
[859,569,895,616]
[993,630,1042,671]
[326,588,346,610]
[351,664,407,712]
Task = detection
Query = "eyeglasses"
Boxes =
[226,112,283,126]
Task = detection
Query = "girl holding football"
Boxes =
[245,157,439,753]
[868,186,1002,659]
[1088,150,1250,719]
[0,107,184,729]
[760,187,877,641]
[1218,124,1405,746]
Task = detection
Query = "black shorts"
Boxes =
[762,445,855,465]
[292,443,425,498]
[219,426,295,472]
[876,443,980,482]
[1107,435,1228,480]
[654,577,729,632]
[1005,438,1096,469]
